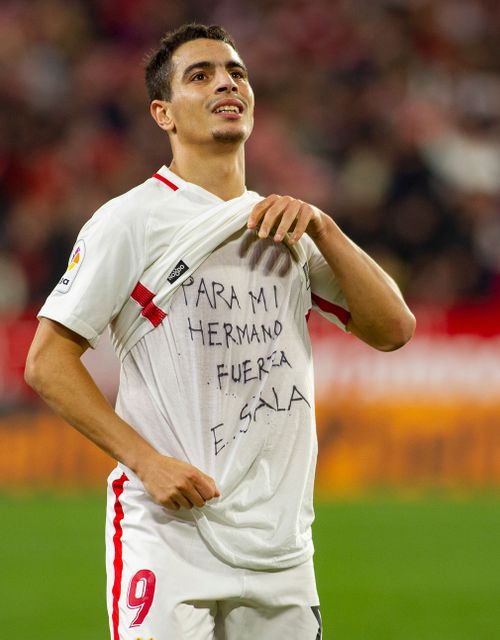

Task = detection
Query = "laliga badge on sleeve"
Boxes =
[55,239,86,293]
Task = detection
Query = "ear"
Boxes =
[150,100,176,133]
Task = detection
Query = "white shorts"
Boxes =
[105,467,322,640]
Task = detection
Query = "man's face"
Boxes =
[166,38,254,147]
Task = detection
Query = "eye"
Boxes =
[231,70,245,79]
[192,72,207,81]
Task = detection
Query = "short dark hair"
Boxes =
[144,23,238,102]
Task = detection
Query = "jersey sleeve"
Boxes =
[301,234,351,332]
[38,198,147,348]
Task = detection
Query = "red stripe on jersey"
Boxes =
[142,300,167,326]
[311,293,351,326]
[131,281,154,307]
[111,473,128,640]
[152,172,179,191]
[131,282,167,327]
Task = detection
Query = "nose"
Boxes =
[215,70,238,93]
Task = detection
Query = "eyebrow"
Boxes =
[181,59,248,81]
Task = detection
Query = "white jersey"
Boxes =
[39,166,350,570]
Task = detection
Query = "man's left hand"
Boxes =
[247,194,327,245]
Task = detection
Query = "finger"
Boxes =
[247,195,279,229]
[194,473,221,500]
[247,196,275,229]
[273,200,303,242]
[258,198,293,239]
[164,498,181,510]
[182,484,208,508]
[287,205,313,244]
[172,491,193,509]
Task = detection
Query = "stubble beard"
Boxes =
[212,129,246,144]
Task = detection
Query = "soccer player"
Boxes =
[25,23,415,640]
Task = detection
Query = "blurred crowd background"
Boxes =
[1,0,500,316]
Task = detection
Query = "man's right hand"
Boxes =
[138,452,220,510]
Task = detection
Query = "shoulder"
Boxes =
[81,174,181,236]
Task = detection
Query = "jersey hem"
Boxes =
[115,462,315,572]
[195,515,315,571]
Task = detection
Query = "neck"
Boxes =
[169,143,246,201]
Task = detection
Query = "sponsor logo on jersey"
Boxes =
[55,239,85,294]
[167,259,188,284]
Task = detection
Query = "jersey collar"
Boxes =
[155,165,249,204]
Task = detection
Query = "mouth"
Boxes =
[212,99,244,120]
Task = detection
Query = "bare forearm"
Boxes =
[25,319,219,509]
[312,216,415,350]
[248,194,415,350]
[26,346,155,475]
